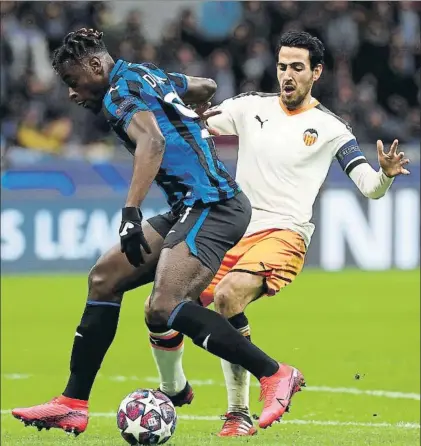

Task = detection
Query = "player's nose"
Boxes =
[68,87,78,102]
[284,68,294,80]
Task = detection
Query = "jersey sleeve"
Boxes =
[347,162,394,199]
[206,96,246,136]
[102,81,150,132]
[167,72,188,97]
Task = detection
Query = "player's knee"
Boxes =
[214,273,263,318]
[214,278,246,317]
[88,262,121,303]
[144,295,151,313]
[144,293,173,326]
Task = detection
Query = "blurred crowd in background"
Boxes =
[1,1,420,165]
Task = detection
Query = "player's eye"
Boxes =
[66,78,77,88]
[278,64,287,71]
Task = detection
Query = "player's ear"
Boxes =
[89,57,103,75]
[313,64,323,82]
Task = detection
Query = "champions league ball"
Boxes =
[117,389,177,445]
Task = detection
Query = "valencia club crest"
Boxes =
[303,129,318,146]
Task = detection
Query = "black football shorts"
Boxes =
[147,192,251,275]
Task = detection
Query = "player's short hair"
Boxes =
[52,28,107,73]
[277,31,325,69]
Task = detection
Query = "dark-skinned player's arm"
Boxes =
[167,72,217,106]
[119,111,165,267]
[166,72,222,127]
[181,76,217,105]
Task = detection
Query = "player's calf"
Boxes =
[11,256,125,436]
[62,227,163,404]
[62,257,126,401]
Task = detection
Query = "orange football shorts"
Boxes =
[200,228,306,307]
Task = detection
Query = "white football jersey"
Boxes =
[208,92,361,246]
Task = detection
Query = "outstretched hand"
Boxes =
[194,102,221,136]
[377,139,410,178]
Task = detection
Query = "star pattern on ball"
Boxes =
[143,394,163,414]
[119,390,177,445]
[123,415,150,437]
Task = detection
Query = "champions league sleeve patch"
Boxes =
[116,97,138,116]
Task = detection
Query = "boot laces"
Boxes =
[259,377,278,409]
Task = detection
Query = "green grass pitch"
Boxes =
[1,270,420,445]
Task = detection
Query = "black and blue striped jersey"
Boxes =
[102,59,239,211]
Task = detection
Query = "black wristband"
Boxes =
[122,207,142,221]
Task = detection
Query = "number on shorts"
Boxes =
[180,207,192,223]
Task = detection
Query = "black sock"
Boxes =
[63,301,121,400]
[228,313,251,342]
[168,302,278,380]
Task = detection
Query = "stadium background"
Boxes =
[1,0,420,273]
[1,2,420,445]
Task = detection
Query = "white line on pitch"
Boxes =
[2,374,32,380]
[1,410,419,429]
[3,374,419,401]
[141,376,420,401]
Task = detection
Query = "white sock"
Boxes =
[221,324,251,416]
[149,329,187,396]
[221,360,251,415]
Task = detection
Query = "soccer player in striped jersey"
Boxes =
[149,31,411,437]
[12,28,304,437]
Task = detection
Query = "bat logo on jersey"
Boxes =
[303,128,318,146]
[255,115,268,128]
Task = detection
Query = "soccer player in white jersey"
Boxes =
[147,31,410,436]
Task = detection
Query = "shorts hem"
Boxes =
[228,268,270,277]
[228,268,273,296]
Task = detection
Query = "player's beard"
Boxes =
[281,80,313,110]
[83,98,103,115]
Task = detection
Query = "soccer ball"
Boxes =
[117,389,177,445]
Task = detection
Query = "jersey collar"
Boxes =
[279,97,320,116]
[109,59,126,83]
